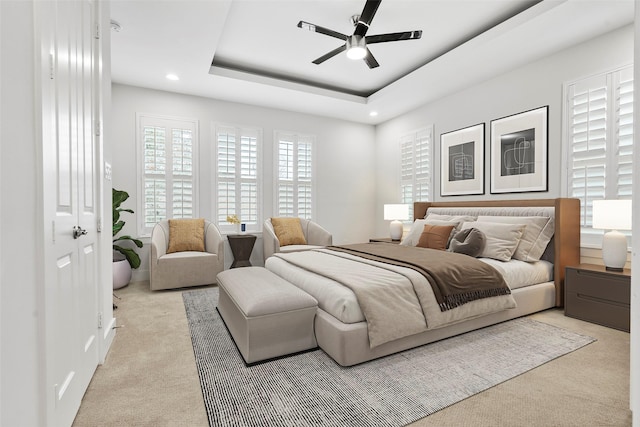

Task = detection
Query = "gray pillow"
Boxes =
[449,228,486,257]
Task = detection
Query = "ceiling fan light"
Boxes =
[346,35,367,60]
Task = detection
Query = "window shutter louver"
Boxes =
[565,65,633,247]
[615,71,633,199]
[139,115,198,235]
[215,125,261,232]
[275,132,315,219]
[400,127,433,220]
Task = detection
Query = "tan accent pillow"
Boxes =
[167,218,205,253]
[416,224,455,251]
[271,217,307,246]
[400,219,463,246]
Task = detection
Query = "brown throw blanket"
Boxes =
[328,243,510,312]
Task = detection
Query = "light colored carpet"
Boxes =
[73,281,632,426]
[183,287,595,426]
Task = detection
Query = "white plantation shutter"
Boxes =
[138,115,198,235]
[215,125,261,233]
[275,131,315,219]
[400,127,433,219]
[616,72,633,198]
[565,65,633,247]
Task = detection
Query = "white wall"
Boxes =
[111,84,377,279]
[630,4,639,424]
[374,25,634,238]
[0,2,43,425]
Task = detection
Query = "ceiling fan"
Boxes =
[297,0,422,69]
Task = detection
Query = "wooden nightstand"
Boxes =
[369,238,401,244]
[564,264,630,332]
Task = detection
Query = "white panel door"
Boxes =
[40,1,100,425]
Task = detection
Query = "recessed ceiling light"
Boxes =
[369,111,378,117]
[166,74,179,81]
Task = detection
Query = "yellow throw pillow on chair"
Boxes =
[271,217,307,246]
[167,218,206,253]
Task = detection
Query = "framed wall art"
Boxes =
[490,106,548,194]
[440,123,485,196]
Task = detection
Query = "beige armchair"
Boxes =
[263,218,332,261]
[150,220,224,291]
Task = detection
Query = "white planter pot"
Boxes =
[113,259,132,289]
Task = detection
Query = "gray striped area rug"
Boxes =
[183,287,594,427]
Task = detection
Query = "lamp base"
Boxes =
[389,220,403,241]
[601,230,627,271]
[605,266,624,272]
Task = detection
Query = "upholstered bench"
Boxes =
[217,267,318,364]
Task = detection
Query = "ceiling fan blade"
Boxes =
[363,48,379,69]
[312,44,347,65]
[366,30,422,44]
[354,0,382,37]
[298,21,347,41]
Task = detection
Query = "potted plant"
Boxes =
[113,188,143,289]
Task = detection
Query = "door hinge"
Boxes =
[97,217,102,232]
[97,312,103,329]
[52,220,56,243]
[95,23,101,40]
[95,120,102,137]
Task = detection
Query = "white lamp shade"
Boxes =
[384,204,410,221]
[592,199,632,230]
[384,204,409,241]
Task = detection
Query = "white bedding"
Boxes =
[266,248,519,346]
[265,250,551,326]
[479,258,553,290]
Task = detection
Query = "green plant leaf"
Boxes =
[113,245,141,269]
[114,235,143,248]
[112,189,129,209]
[112,188,141,268]
[113,220,125,236]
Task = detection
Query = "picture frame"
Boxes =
[490,106,548,194]
[440,123,485,196]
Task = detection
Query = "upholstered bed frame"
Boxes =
[310,198,581,366]
[413,198,580,307]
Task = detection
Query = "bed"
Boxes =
[265,198,580,366]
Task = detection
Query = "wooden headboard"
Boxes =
[414,198,580,307]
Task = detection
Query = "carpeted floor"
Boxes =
[183,287,595,427]
[73,281,633,426]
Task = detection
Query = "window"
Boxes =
[137,114,198,236]
[214,124,262,233]
[274,131,315,219]
[564,65,633,246]
[400,127,433,219]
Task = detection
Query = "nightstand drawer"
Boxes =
[565,269,629,305]
[565,266,630,332]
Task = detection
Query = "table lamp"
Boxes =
[384,204,409,241]
[592,199,632,271]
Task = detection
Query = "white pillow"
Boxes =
[476,215,554,262]
[400,218,463,246]
[460,221,526,261]
[424,213,476,223]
